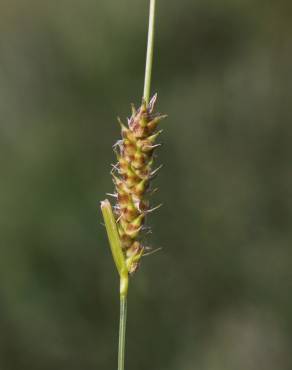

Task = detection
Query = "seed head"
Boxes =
[111,94,166,274]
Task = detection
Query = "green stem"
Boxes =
[143,0,156,104]
[118,294,127,370]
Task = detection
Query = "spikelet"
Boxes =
[111,94,166,274]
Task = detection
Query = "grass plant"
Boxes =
[100,1,165,369]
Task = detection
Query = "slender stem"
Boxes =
[118,294,127,370]
[143,0,156,104]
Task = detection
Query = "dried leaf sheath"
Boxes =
[111,94,166,274]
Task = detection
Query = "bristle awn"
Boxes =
[145,203,163,214]
[142,246,163,257]
[99,1,166,370]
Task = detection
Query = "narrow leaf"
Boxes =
[101,199,128,277]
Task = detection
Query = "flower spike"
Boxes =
[105,96,165,274]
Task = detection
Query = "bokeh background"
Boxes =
[1,0,292,369]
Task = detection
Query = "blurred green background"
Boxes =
[1,0,292,369]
